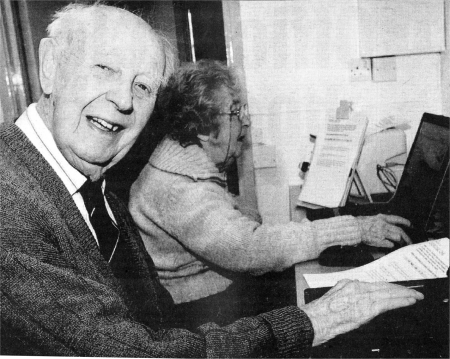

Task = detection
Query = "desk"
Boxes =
[290,184,379,305]
[294,257,449,358]
[295,261,354,306]
[290,184,352,305]
[290,181,449,357]
[295,250,386,306]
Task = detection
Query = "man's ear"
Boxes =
[39,38,58,95]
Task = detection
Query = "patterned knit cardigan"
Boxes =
[0,123,313,358]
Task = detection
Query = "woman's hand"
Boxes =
[301,279,424,346]
[356,214,412,248]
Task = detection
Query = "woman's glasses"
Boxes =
[220,104,249,124]
[217,104,250,171]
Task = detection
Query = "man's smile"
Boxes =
[87,115,123,133]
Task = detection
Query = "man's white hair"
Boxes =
[46,2,176,86]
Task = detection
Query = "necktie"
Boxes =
[79,180,119,262]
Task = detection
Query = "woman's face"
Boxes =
[204,88,250,171]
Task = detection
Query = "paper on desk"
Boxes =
[304,238,449,288]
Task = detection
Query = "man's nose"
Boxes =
[106,82,133,113]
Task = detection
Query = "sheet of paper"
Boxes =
[298,114,368,208]
[304,238,449,288]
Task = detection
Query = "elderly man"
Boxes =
[0,3,423,357]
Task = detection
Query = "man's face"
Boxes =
[47,13,164,180]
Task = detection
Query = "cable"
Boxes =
[376,164,398,193]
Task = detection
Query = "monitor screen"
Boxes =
[393,113,449,238]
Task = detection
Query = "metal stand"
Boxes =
[352,169,373,203]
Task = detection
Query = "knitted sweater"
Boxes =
[0,123,314,357]
[129,137,362,304]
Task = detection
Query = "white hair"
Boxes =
[46,2,176,86]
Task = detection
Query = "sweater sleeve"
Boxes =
[1,249,313,357]
[132,176,362,275]
[1,178,314,358]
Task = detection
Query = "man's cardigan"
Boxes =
[0,123,314,357]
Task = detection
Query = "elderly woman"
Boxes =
[129,60,411,328]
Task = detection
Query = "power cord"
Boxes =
[376,164,399,193]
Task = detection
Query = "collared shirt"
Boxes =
[16,103,116,245]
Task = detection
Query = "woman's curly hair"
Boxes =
[153,60,241,147]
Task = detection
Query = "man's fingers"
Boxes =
[370,296,420,317]
[370,286,424,302]
[330,296,418,334]
[303,280,424,347]
[345,281,424,300]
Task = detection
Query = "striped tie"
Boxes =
[79,180,119,262]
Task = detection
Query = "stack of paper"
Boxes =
[304,238,449,288]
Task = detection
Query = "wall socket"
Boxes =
[349,58,372,82]
[372,56,397,82]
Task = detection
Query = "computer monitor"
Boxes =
[389,113,449,240]
[307,113,449,242]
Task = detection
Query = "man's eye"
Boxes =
[95,64,113,73]
[134,83,152,98]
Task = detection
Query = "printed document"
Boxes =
[304,238,449,288]
[298,113,368,208]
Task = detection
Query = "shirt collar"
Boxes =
[16,104,88,195]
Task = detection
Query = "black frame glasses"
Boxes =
[216,104,249,172]
[219,104,249,124]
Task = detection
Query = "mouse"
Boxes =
[318,245,375,267]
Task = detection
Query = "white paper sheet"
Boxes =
[298,114,368,208]
[304,238,449,288]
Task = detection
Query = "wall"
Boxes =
[237,0,444,224]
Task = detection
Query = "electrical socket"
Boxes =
[349,58,372,82]
[372,57,397,82]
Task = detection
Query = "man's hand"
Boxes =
[301,280,424,346]
[357,214,412,248]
